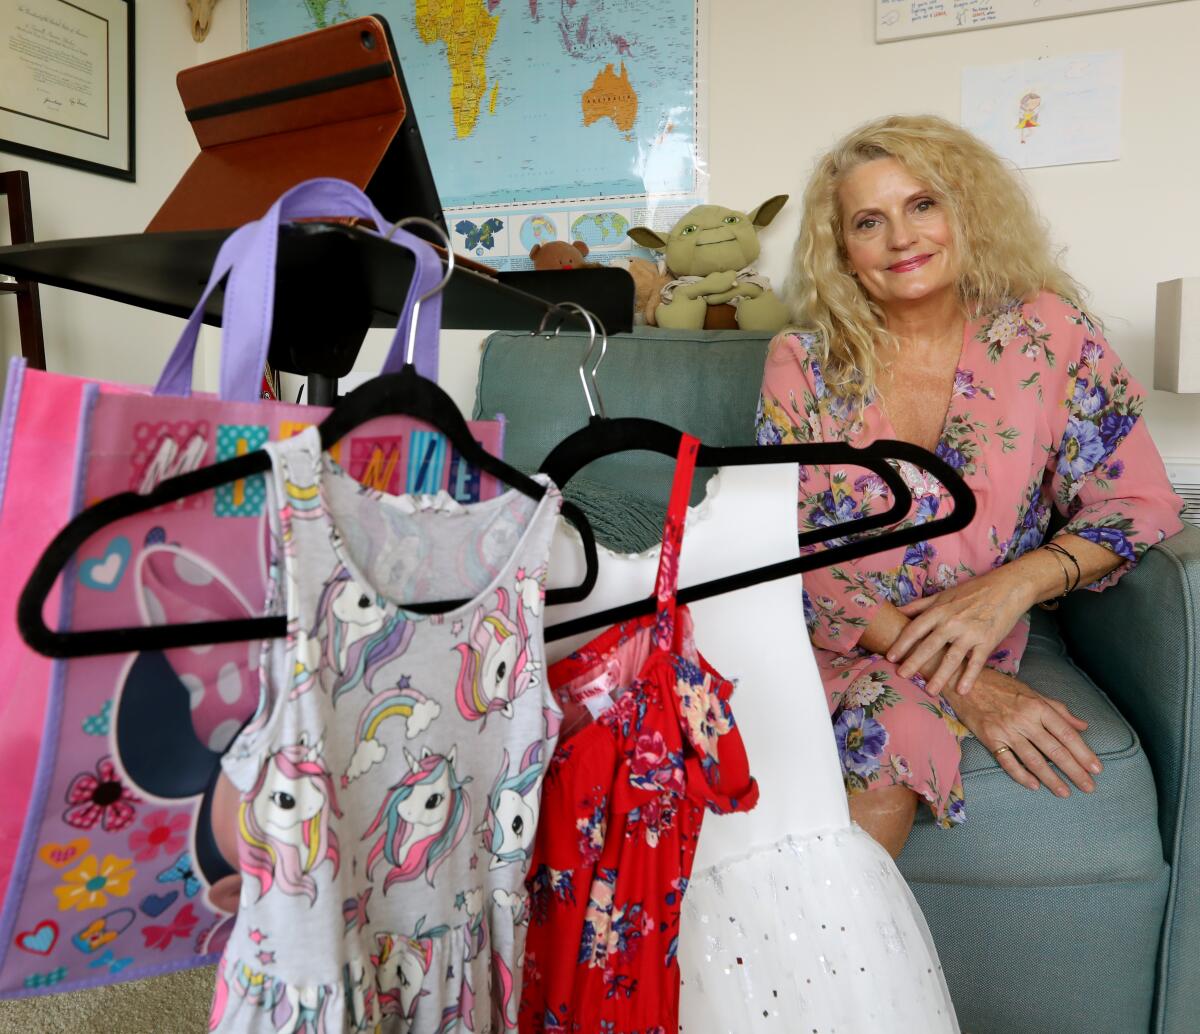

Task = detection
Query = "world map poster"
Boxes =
[247,0,707,269]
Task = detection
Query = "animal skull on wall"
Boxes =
[186,0,220,42]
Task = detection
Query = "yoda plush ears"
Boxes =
[627,194,789,252]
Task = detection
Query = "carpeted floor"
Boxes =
[0,965,213,1033]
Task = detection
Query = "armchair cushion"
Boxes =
[898,605,1171,1034]
[900,606,1165,887]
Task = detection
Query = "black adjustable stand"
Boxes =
[0,222,635,403]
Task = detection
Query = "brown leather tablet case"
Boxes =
[147,17,407,233]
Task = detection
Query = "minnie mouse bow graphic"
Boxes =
[115,545,259,904]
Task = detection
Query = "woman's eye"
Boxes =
[723,215,739,224]
[856,218,878,231]
[270,791,296,810]
[915,198,935,212]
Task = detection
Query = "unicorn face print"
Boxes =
[484,635,521,712]
[251,760,326,835]
[394,752,453,833]
[492,790,536,865]
[379,937,430,1019]
[306,567,415,702]
[373,927,443,1021]
[454,587,541,724]
[478,743,544,871]
[329,578,386,665]
[364,747,472,891]
[238,739,342,903]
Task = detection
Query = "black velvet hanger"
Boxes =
[537,318,975,642]
[18,365,600,659]
[542,432,972,642]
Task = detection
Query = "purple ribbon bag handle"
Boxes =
[154,178,444,401]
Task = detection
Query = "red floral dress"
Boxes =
[519,436,759,1034]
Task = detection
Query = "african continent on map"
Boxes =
[415,0,499,139]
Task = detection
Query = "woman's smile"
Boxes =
[887,254,933,273]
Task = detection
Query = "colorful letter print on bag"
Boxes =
[0,385,505,998]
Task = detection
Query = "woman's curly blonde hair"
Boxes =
[787,114,1085,406]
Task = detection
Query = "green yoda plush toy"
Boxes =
[627,196,790,332]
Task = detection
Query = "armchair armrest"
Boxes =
[1058,522,1200,1033]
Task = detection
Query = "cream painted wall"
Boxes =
[710,0,1200,458]
[1,1,1196,455]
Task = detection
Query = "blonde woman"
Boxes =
[757,114,1183,857]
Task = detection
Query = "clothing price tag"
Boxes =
[565,660,620,718]
[554,657,623,739]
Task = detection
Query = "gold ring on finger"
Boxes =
[994,745,1013,759]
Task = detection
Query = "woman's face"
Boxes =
[838,157,957,311]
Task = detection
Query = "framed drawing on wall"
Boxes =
[0,0,135,181]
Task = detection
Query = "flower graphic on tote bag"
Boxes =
[63,756,140,833]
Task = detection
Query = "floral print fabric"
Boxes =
[757,292,1183,825]
[519,437,759,1033]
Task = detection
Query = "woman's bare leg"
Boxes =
[849,785,920,859]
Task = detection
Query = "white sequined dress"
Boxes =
[544,463,959,1034]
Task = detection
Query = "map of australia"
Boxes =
[248,0,699,210]
[582,63,638,134]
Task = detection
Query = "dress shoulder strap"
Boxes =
[651,434,700,649]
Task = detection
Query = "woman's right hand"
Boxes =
[946,668,1102,797]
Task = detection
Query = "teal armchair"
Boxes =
[1058,527,1200,1034]
[475,326,1200,1034]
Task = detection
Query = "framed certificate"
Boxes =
[0,0,134,181]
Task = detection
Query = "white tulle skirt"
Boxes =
[678,824,959,1034]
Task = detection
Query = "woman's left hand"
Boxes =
[887,565,1035,696]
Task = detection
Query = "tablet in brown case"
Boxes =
[147,16,445,235]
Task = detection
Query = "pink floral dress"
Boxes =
[756,292,1184,826]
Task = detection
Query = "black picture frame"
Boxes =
[0,0,135,182]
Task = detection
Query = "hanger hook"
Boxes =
[586,314,609,420]
[563,304,607,420]
[533,307,567,339]
[557,302,599,419]
[387,216,454,367]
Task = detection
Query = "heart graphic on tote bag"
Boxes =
[139,892,178,918]
[79,537,132,591]
[37,838,90,869]
[15,921,59,955]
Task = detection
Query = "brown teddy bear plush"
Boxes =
[529,239,598,270]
